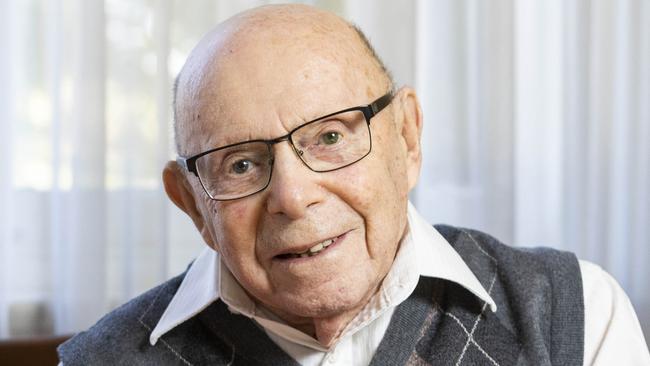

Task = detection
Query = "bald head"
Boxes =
[172,4,393,156]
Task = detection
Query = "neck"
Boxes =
[258,282,382,348]
[299,304,368,347]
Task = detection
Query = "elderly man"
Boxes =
[58,4,649,366]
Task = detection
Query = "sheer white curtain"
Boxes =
[405,0,650,343]
[0,0,648,346]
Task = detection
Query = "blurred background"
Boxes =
[0,0,648,349]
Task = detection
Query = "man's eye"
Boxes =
[320,131,342,145]
[231,159,252,174]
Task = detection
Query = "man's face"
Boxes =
[172,14,420,327]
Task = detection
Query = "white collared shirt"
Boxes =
[149,203,650,365]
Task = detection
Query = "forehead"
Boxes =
[177,21,383,154]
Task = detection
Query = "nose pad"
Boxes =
[288,138,305,159]
[265,143,324,218]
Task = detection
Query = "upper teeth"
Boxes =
[297,238,334,257]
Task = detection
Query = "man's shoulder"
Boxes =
[434,223,580,275]
[57,272,186,365]
[433,223,584,329]
[432,224,585,364]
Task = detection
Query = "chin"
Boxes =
[275,278,378,319]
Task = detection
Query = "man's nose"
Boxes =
[265,143,325,219]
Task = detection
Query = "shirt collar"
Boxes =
[405,201,497,312]
[149,245,220,345]
[150,201,496,345]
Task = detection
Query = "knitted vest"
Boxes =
[58,225,584,365]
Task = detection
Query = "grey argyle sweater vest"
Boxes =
[58,225,584,365]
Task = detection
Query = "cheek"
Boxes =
[229,202,249,222]
[204,199,259,255]
[206,200,273,285]
[376,123,408,182]
[369,136,410,238]
[329,150,408,257]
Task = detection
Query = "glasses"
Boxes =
[177,92,393,201]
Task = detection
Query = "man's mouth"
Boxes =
[274,232,348,260]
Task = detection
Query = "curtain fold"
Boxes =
[0,0,15,339]
[0,0,647,346]
[411,0,650,343]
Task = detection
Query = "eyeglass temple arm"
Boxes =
[176,156,187,168]
[369,92,394,118]
[176,156,199,176]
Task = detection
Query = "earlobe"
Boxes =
[162,161,217,248]
[396,87,423,191]
[163,161,198,217]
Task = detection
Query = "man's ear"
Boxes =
[162,161,217,248]
[394,87,423,191]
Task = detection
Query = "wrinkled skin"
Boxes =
[163,4,423,347]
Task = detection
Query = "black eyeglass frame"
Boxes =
[176,91,394,201]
